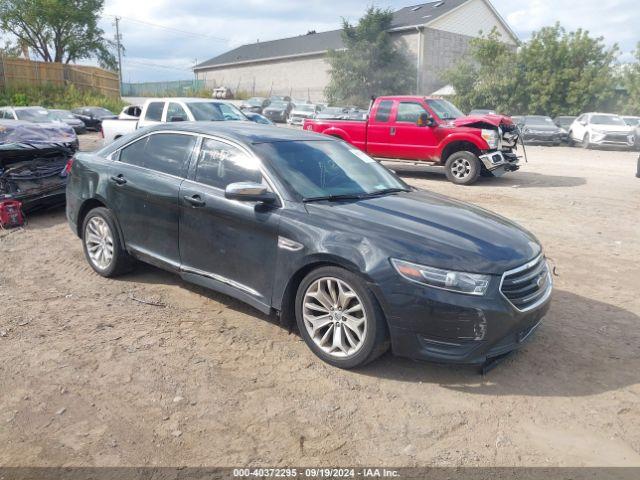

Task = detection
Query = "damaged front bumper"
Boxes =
[479,151,520,176]
[374,272,551,367]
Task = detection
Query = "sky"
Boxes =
[98,0,639,83]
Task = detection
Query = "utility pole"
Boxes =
[114,16,123,90]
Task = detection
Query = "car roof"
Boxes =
[146,121,331,144]
[149,97,235,104]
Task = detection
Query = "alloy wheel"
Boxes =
[84,216,114,270]
[302,277,367,358]
[451,158,472,179]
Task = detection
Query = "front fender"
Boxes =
[439,132,490,152]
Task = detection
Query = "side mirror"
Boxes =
[417,113,435,127]
[170,115,186,122]
[225,182,277,204]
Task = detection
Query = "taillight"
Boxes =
[65,157,75,174]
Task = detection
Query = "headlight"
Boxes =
[391,259,491,296]
[481,129,499,149]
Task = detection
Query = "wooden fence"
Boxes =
[0,56,120,98]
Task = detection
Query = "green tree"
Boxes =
[325,7,416,107]
[442,28,519,114]
[444,23,620,116]
[619,43,640,114]
[517,24,618,116]
[0,0,117,70]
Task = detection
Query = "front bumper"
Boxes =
[373,268,552,366]
[264,111,287,123]
[479,151,520,176]
[522,133,563,144]
[589,133,635,148]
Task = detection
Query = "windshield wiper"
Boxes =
[362,188,410,197]
[303,193,365,203]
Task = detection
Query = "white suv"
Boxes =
[569,113,636,149]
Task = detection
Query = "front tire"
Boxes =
[82,207,133,277]
[582,133,591,149]
[295,266,389,369]
[444,151,481,185]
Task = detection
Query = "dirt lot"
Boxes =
[1,134,639,467]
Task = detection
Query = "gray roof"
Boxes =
[195,0,469,70]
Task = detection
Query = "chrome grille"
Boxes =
[500,255,552,311]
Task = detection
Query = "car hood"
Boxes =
[306,190,541,275]
[454,114,513,128]
[0,120,77,144]
[589,124,634,133]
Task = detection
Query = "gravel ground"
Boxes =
[1,134,639,467]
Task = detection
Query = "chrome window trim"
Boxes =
[107,129,285,205]
[499,254,553,313]
[111,130,200,180]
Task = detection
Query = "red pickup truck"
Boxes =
[303,96,521,185]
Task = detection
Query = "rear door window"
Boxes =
[374,100,393,122]
[119,136,148,167]
[144,133,197,177]
[145,102,165,122]
[195,138,262,190]
[118,133,196,177]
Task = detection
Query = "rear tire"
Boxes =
[295,266,389,369]
[444,151,481,185]
[82,207,133,278]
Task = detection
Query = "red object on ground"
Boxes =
[0,200,24,229]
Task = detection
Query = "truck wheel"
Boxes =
[445,152,481,185]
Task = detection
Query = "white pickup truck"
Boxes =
[101,97,248,145]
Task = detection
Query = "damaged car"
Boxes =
[304,96,521,185]
[67,123,552,370]
[0,121,77,212]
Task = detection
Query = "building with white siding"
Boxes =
[193,0,517,102]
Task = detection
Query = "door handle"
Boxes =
[110,175,127,185]
[183,194,205,207]
[390,127,396,136]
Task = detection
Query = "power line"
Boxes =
[105,14,227,42]
[125,59,195,72]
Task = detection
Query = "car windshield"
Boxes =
[89,107,114,116]
[556,117,575,126]
[189,102,246,121]
[269,102,287,109]
[254,140,408,200]
[296,105,315,112]
[15,108,54,123]
[426,99,464,120]
[247,98,264,106]
[51,110,76,120]
[525,116,554,126]
[591,115,627,126]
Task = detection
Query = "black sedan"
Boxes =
[262,101,292,123]
[517,115,566,145]
[243,112,275,125]
[66,123,552,369]
[240,97,270,114]
[71,106,117,131]
[50,109,87,134]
